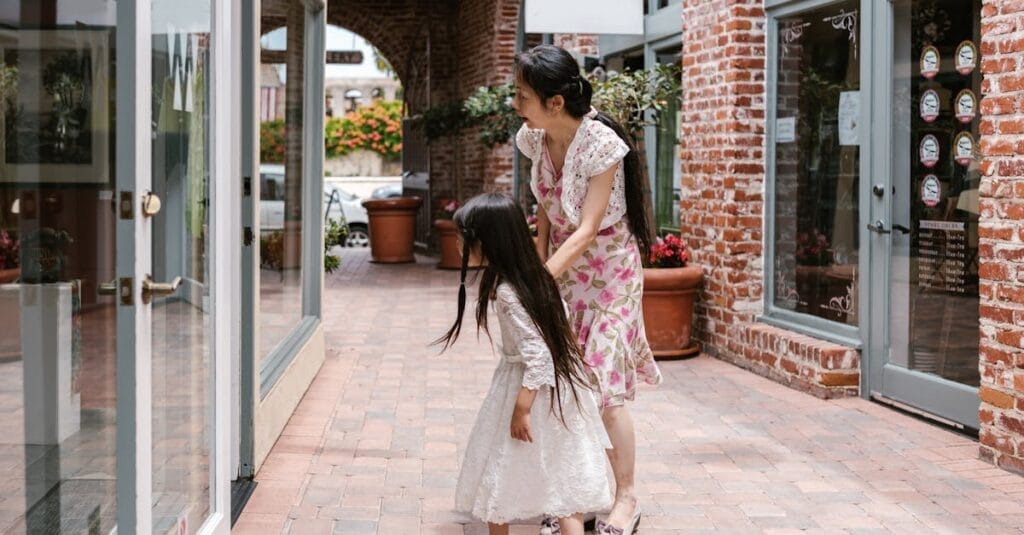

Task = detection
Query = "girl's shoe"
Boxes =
[595,510,642,535]
[539,513,598,534]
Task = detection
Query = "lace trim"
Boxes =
[495,284,556,390]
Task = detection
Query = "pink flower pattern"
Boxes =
[526,128,663,408]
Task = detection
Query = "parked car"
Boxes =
[260,164,370,247]
[370,183,403,199]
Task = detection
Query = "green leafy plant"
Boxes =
[20,227,73,283]
[590,63,682,138]
[260,119,285,163]
[324,218,347,273]
[462,83,519,148]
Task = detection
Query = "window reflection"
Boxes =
[773,1,860,325]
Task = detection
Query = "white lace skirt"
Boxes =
[455,359,613,524]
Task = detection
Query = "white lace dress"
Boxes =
[454,283,613,524]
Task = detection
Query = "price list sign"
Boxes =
[917,220,969,294]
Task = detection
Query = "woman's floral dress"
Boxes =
[517,119,662,408]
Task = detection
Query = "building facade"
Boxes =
[671,0,1024,475]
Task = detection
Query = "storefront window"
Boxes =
[0,7,118,532]
[772,1,860,326]
[259,4,306,365]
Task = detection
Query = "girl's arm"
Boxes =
[510,387,537,442]
[534,204,551,262]
[544,164,616,278]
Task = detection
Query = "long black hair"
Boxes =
[433,193,589,419]
[514,44,653,257]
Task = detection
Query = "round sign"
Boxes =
[921,175,942,207]
[955,89,977,124]
[920,89,941,123]
[955,40,978,75]
[920,46,940,79]
[953,131,975,167]
[919,134,940,168]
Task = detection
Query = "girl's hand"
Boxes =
[510,408,533,443]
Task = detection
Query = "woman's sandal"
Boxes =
[594,510,642,535]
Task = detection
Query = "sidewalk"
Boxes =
[235,249,1024,534]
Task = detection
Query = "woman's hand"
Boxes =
[510,407,533,443]
[545,164,617,278]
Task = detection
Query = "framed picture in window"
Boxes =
[0,29,112,184]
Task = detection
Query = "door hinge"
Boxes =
[243,226,254,246]
[243,175,252,197]
[119,191,134,220]
[118,277,133,306]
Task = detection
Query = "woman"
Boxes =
[511,44,662,535]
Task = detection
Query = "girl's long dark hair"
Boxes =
[514,44,653,257]
[433,193,589,420]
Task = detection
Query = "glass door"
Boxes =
[869,0,981,430]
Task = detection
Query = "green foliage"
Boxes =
[260,120,285,163]
[323,218,347,273]
[590,63,682,138]
[419,64,682,146]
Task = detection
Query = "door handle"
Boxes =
[867,220,891,234]
[141,274,182,304]
[892,223,911,235]
[98,279,117,295]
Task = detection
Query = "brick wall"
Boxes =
[978,0,1024,475]
[677,0,860,397]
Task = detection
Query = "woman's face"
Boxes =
[512,79,553,129]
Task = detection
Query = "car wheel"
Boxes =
[345,224,369,248]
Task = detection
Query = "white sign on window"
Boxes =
[776,117,796,143]
[838,91,860,146]
[525,0,644,35]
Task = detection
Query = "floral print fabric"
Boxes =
[517,122,662,407]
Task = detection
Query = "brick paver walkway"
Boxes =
[235,249,1024,534]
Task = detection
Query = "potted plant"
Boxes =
[362,194,423,264]
[433,198,462,269]
[324,218,347,273]
[19,227,73,284]
[0,229,19,283]
[642,233,702,360]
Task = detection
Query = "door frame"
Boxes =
[863,0,980,431]
[115,0,236,532]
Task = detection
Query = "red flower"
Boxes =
[648,233,689,268]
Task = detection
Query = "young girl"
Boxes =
[436,193,612,535]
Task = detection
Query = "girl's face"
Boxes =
[512,79,558,130]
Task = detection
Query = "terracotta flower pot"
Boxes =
[361,196,423,263]
[433,219,461,270]
[642,265,703,360]
[0,267,19,284]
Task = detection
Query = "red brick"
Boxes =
[981,386,1016,409]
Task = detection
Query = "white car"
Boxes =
[259,164,369,247]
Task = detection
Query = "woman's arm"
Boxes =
[534,204,551,262]
[545,164,616,278]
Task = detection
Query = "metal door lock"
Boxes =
[867,220,891,234]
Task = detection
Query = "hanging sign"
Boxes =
[919,134,940,168]
[955,89,977,124]
[524,0,643,34]
[921,175,942,207]
[920,89,940,123]
[953,131,975,167]
[955,40,978,75]
[920,46,940,79]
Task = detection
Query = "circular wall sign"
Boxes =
[955,89,977,124]
[919,134,940,167]
[955,40,978,75]
[920,46,940,79]
[953,131,975,167]
[920,89,940,123]
[921,175,942,207]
